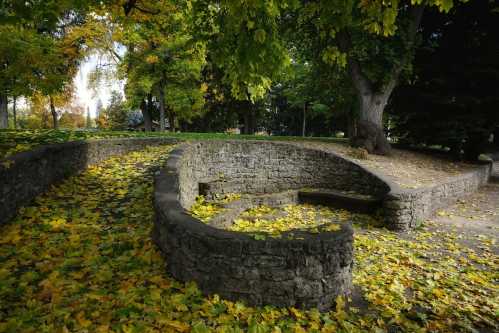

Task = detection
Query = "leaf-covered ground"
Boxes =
[1,145,497,333]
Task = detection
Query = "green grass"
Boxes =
[0,129,347,160]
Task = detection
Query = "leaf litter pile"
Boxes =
[1,145,497,333]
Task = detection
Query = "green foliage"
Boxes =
[116,0,206,126]
[98,91,130,130]
[192,0,298,102]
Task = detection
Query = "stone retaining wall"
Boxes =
[383,164,492,230]
[153,140,492,308]
[153,142,356,309]
[0,137,178,225]
[1,137,491,232]
[175,141,390,209]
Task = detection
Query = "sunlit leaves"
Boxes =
[189,195,225,223]
[0,143,497,332]
[229,203,350,236]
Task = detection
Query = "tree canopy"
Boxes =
[0,0,497,159]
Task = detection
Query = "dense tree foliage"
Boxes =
[96,90,130,130]
[0,0,497,159]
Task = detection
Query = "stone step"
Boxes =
[489,174,499,184]
[298,189,382,214]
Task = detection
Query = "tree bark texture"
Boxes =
[12,96,17,129]
[158,83,166,132]
[168,110,176,132]
[49,95,59,129]
[337,5,424,155]
[302,103,307,137]
[0,94,8,129]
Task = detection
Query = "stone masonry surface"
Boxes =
[153,141,368,309]
[1,138,491,231]
[0,138,492,309]
[152,140,492,308]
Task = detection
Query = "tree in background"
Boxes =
[86,107,92,128]
[0,0,100,129]
[80,0,207,132]
[98,91,130,130]
[193,0,467,154]
[59,103,86,129]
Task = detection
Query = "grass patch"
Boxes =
[0,129,346,160]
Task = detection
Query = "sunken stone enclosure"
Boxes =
[0,137,492,309]
[153,141,391,309]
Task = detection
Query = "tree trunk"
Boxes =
[49,96,58,129]
[302,103,307,137]
[141,96,152,131]
[242,101,256,135]
[158,83,166,132]
[338,5,424,155]
[13,96,17,129]
[168,110,175,132]
[347,107,357,139]
[0,94,8,129]
[86,107,91,128]
[352,90,393,155]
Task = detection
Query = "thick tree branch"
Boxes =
[108,47,122,62]
[337,30,374,96]
[384,5,425,94]
[134,5,160,15]
[123,0,160,16]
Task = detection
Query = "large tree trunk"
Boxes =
[302,102,307,137]
[338,5,424,155]
[49,95,58,129]
[12,96,17,129]
[0,94,8,129]
[158,83,166,132]
[242,101,256,135]
[351,90,393,155]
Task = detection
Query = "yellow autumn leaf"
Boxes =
[165,320,190,332]
[75,312,92,328]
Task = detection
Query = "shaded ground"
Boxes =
[291,141,479,189]
[0,146,497,333]
[424,182,499,255]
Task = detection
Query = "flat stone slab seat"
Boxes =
[297,189,381,214]
[153,140,389,310]
[200,180,381,214]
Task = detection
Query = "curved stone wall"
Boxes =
[0,137,178,225]
[172,140,390,209]
[153,141,388,309]
[383,164,492,230]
